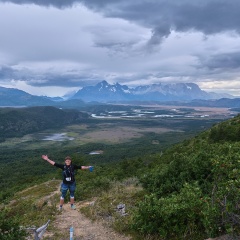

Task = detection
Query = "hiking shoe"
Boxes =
[59,206,63,211]
[71,204,76,210]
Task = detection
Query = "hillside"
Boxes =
[132,114,240,239]
[0,113,240,239]
[0,180,131,239]
[0,106,89,141]
[0,86,54,106]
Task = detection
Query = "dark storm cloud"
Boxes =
[198,52,240,70]
[1,0,240,96]
[29,74,102,88]
[2,0,240,42]
[0,65,35,81]
[101,0,240,46]
[0,66,15,78]
[0,64,103,88]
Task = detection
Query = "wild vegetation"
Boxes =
[132,121,240,239]
[0,105,239,239]
[0,106,89,142]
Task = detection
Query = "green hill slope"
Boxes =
[0,106,89,141]
[132,114,240,239]
[1,113,240,240]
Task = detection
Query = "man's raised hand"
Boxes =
[42,155,49,161]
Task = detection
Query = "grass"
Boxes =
[3,180,61,226]
[80,177,146,237]
[0,106,235,239]
[0,121,193,150]
[0,106,228,151]
[0,180,65,239]
[1,177,146,239]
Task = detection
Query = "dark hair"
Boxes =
[65,156,72,161]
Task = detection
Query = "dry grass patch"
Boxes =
[4,180,61,226]
[80,178,145,234]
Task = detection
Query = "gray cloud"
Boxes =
[1,0,240,96]
[0,66,16,79]
[0,65,103,88]
[0,0,75,8]
[198,52,240,70]
[30,74,103,88]
[148,25,171,46]
[96,0,240,46]
[2,0,240,40]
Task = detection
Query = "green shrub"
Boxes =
[132,183,220,239]
[0,209,27,240]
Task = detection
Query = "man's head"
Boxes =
[65,156,72,165]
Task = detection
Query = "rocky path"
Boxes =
[51,201,131,240]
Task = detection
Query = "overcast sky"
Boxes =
[1,0,240,97]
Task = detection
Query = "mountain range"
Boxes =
[0,81,239,108]
[71,81,232,102]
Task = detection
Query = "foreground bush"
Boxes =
[132,140,240,239]
[0,210,27,240]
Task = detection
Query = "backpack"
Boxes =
[63,164,75,183]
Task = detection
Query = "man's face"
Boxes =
[65,159,71,166]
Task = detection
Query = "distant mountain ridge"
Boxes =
[0,86,54,106]
[0,82,237,108]
[0,86,89,108]
[71,80,232,102]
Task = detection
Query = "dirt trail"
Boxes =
[20,180,131,240]
[52,201,131,240]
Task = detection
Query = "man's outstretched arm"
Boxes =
[42,155,55,166]
[81,166,94,172]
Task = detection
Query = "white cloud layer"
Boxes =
[1,1,240,97]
